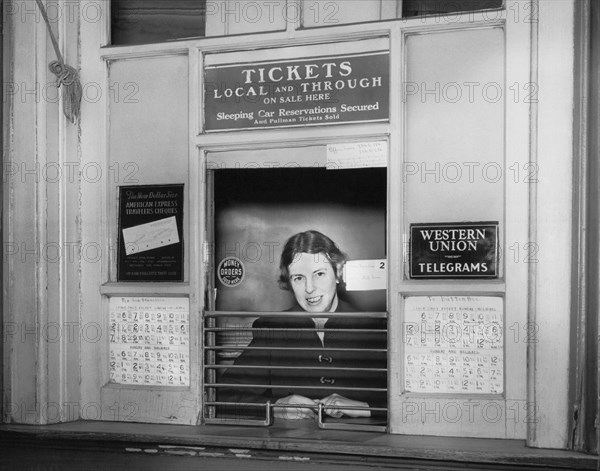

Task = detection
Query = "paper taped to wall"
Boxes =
[122,216,180,255]
[326,141,387,169]
[344,259,387,291]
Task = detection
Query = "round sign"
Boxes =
[217,257,245,287]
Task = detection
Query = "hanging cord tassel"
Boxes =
[35,0,82,124]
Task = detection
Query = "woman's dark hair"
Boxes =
[278,230,348,290]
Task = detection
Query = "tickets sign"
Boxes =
[204,51,390,131]
[410,222,498,279]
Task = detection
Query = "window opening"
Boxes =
[111,0,207,46]
[402,0,503,18]
[203,167,388,431]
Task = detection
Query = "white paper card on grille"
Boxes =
[344,259,387,291]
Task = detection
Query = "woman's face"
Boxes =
[288,252,338,312]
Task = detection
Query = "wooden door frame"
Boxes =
[569,0,599,454]
[0,0,4,424]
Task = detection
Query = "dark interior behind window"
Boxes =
[111,0,206,46]
[213,167,387,313]
[402,0,503,17]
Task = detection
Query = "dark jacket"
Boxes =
[217,300,387,416]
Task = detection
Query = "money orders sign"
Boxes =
[204,51,389,131]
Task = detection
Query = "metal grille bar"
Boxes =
[204,346,387,352]
[205,327,386,332]
[203,311,388,432]
[206,383,387,392]
[205,365,387,372]
[317,403,387,432]
[205,311,387,318]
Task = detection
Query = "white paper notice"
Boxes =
[109,297,190,387]
[404,296,504,394]
[122,216,179,255]
[344,259,387,291]
[326,141,387,169]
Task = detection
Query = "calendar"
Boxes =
[404,296,503,394]
[109,297,190,387]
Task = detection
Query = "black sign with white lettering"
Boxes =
[118,184,184,282]
[410,222,498,279]
[204,51,389,131]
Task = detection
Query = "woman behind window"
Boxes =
[218,230,387,421]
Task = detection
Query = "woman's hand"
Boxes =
[273,394,318,420]
[320,393,371,418]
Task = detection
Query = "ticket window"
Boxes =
[99,2,531,441]
[202,146,388,430]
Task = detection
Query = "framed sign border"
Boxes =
[409,221,499,279]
